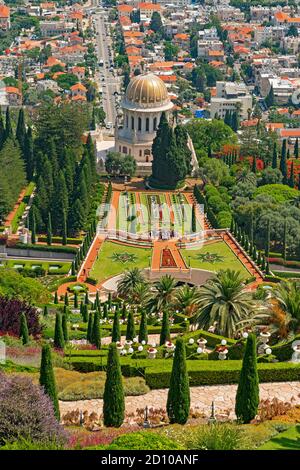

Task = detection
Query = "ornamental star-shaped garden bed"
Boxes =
[196,252,225,264]
[110,252,137,264]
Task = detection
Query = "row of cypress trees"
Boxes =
[39,331,259,427]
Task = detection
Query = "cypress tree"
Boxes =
[54,291,58,304]
[103,343,125,427]
[288,161,295,188]
[266,259,270,275]
[84,292,89,305]
[112,310,121,343]
[47,212,52,245]
[294,138,299,159]
[280,140,287,182]
[39,344,60,420]
[20,312,29,345]
[54,312,65,349]
[16,107,26,151]
[138,310,148,344]
[126,310,136,341]
[191,204,196,233]
[265,219,270,259]
[160,310,170,346]
[103,303,108,319]
[31,211,36,244]
[64,292,69,306]
[74,291,78,309]
[87,312,93,343]
[44,305,49,316]
[257,250,262,266]
[95,292,100,310]
[24,126,35,180]
[82,304,88,323]
[92,310,101,349]
[235,334,259,424]
[283,216,287,261]
[0,110,5,148]
[62,210,67,245]
[108,292,112,309]
[272,142,277,169]
[121,303,126,320]
[261,254,266,271]
[62,314,69,342]
[166,337,190,424]
[5,106,13,141]
[80,300,84,317]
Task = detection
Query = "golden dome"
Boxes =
[125,73,170,108]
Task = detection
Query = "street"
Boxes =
[93,8,121,129]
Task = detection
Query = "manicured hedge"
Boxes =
[183,329,236,348]
[145,361,300,389]
[15,243,77,254]
[47,276,77,292]
[65,355,300,387]
[272,271,300,279]
[37,236,82,245]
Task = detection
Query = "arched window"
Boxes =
[122,146,127,154]
[146,118,149,132]
[131,116,134,130]
[153,117,157,131]
[138,117,142,131]
[126,115,128,128]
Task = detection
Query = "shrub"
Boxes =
[0,296,41,337]
[160,310,170,346]
[0,373,67,446]
[20,312,29,345]
[126,310,136,341]
[54,313,65,349]
[188,423,246,450]
[106,432,183,450]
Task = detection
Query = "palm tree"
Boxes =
[194,270,256,338]
[131,282,151,307]
[238,281,300,340]
[174,284,201,318]
[117,268,145,299]
[147,275,178,313]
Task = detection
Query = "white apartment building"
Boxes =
[216,6,244,22]
[197,39,223,58]
[254,26,286,46]
[250,6,271,23]
[260,75,295,105]
[153,0,191,6]
[198,27,219,41]
[210,81,252,120]
[40,21,74,37]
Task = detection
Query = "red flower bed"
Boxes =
[161,248,177,268]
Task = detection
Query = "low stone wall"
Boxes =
[0,246,75,261]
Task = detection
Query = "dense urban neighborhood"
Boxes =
[0,0,300,454]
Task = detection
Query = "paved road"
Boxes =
[93,8,121,128]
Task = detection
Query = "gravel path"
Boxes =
[60,381,300,420]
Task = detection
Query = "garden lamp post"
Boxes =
[143,406,150,428]
[208,401,217,425]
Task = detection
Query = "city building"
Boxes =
[210,81,252,120]
[0,4,10,30]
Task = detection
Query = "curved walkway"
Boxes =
[60,381,300,420]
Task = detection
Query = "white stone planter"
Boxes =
[148,348,157,359]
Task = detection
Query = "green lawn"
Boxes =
[90,241,152,282]
[180,241,250,279]
[258,425,300,450]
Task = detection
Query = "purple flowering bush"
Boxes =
[0,296,41,337]
[0,373,67,446]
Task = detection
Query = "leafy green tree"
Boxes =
[149,11,163,34]
[117,268,145,299]
[54,312,65,349]
[20,312,29,345]
[164,41,179,61]
[235,334,259,424]
[147,275,177,313]
[39,344,60,420]
[167,338,190,424]
[103,343,125,427]
[138,310,148,344]
[160,310,170,346]
[126,310,136,341]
